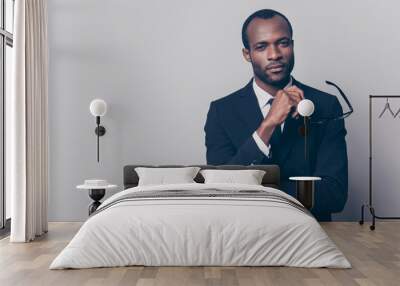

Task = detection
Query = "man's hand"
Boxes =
[266,85,304,125]
[256,85,304,145]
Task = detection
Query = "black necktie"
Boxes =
[267,98,282,159]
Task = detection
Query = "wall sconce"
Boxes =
[89,99,107,162]
[293,81,353,210]
[297,99,315,173]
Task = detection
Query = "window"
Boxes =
[0,0,14,232]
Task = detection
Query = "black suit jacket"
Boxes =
[204,78,348,221]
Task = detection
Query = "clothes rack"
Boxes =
[360,95,400,230]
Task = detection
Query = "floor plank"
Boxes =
[0,221,399,286]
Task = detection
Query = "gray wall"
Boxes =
[48,0,400,221]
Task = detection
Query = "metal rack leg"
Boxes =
[359,204,376,230]
[359,204,365,225]
[359,203,400,231]
[370,207,376,231]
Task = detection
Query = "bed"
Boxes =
[50,165,350,269]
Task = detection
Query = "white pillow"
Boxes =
[135,167,201,186]
[200,169,266,185]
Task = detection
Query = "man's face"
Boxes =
[243,16,294,87]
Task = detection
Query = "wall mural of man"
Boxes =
[204,9,348,221]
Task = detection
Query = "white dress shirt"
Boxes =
[252,77,293,157]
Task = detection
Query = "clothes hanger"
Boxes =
[378,98,395,118]
[394,107,400,118]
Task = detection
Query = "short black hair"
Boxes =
[242,9,293,50]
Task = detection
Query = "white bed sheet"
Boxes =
[50,183,351,269]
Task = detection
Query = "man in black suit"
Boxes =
[204,9,348,221]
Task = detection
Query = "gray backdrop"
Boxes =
[48,0,400,221]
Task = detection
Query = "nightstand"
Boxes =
[77,180,117,215]
[289,176,321,210]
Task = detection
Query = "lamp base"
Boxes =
[95,126,106,136]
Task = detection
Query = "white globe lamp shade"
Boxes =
[90,99,107,117]
[297,99,314,117]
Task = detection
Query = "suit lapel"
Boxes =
[235,80,264,133]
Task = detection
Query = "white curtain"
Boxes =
[8,0,49,242]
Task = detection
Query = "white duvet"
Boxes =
[50,183,351,269]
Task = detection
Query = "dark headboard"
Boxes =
[123,165,280,189]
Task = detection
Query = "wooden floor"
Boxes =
[0,222,399,286]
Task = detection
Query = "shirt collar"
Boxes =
[252,77,293,108]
